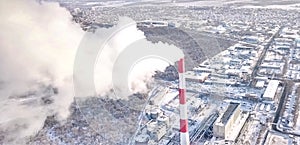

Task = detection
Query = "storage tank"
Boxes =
[150,108,160,119]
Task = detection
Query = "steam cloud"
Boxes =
[0,0,183,144]
[0,0,84,144]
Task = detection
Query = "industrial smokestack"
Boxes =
[178,58,190,145]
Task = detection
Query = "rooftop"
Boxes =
[221,102,240,125]
[263,80,280,100]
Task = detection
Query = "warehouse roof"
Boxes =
[221,102,240,124]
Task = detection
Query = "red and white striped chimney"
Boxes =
[178,58,190,145]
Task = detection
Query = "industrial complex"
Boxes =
[129,23,300,144]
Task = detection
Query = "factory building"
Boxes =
[185,71,209,83]
[263,80,280,100]
[137,20,172,28]
[146,121,168,141]
[135,112,170,144]
[242,35,263,44]
[235,45,253,50]
[193,67,214,73]
[204,79,237,86]
[213,102,240,139]
[255,80,265,88]
[157,115,170,127]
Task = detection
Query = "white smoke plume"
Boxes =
[0,0,183,144]
[0,0,83,144]
[93,21,183,96]
[128,58,170,93]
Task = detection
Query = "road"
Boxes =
[270,81,300,137]
[250,27,282,86]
